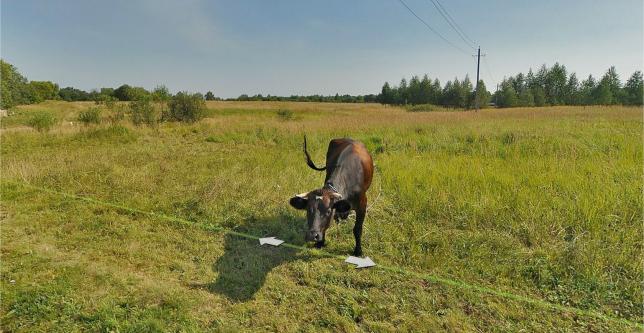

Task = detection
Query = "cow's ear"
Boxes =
[289,193,309,210]
[333,200,351,213]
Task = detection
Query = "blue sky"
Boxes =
[2,0,642,97]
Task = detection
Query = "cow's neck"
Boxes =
[324,166,349,198]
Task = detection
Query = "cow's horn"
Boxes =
[330,192,343,200]
[295,192,309,198]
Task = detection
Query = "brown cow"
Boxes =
[289,136,373,256]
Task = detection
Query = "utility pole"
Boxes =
[475,46,481,111]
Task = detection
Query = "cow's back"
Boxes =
[326,138,373,192]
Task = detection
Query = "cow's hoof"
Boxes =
[352,248,363,257]
[314,240,326,248]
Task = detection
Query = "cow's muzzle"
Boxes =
[306,230,323,242]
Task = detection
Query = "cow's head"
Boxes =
[289,189,351,243]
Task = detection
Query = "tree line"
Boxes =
[1,60,376,109]
[379,63,642,108]
[379,74,491,108]
[0,60,217,109]
[231,93,378,103]
[1,61,60,109]
[494,64,642,107]
[2,59,641,109]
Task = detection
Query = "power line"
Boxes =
[482,57,497,87]
[396,0,471,55]
[427,0,476,49]
[433,0,477,47]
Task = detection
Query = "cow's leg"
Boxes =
[353,196,367,256]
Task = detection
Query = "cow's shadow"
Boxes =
[190,212,310,302]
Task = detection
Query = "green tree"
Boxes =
[441,80,455,108]
[497,80,518,108]
[580,75,597,105]
[113,84,132,101]
[460,76,473,108]
[59,87,90,101]
[130,87,150,101]
[418,75,432,104]
[525,69,536,90]
[407,76,422,105]
[29,81,59,101]
[623,71,643,105]
[601,66,623,104]
[152,85,171,102]
[544,62,567,105]
[1,60,30,108]
[431,79,442,104]
[594,79,613,105]
[100,87,115,97]
[379,82,394,104]
[113,84,149,101]
[474,80,491,108]
[564,73,581,105]
[512,73,525,93]
[535,65,548,91]
[205,91,216,101]
[398,78,408,105]
[532,86,546,106]
[94,93,117,105]
[518,88,534,107]
[378,82,394,104]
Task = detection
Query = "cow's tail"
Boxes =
[303,135,326,171]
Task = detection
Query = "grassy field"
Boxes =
[1,100,642,332]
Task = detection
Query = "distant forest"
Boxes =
[1,59,641,109]
[381,63,643,108]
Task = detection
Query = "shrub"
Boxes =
[276,109,294,120]
[130,98,158,126]
[27,111,56,132]
[168,92,206,122]
[94,94,117,108]
[405,104,439,112]
[78,107,102,125]
[107,104,127,125]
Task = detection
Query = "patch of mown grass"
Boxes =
[1,102,641,331]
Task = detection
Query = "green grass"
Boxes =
[1,101,642,332]
[405,104,451,112]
